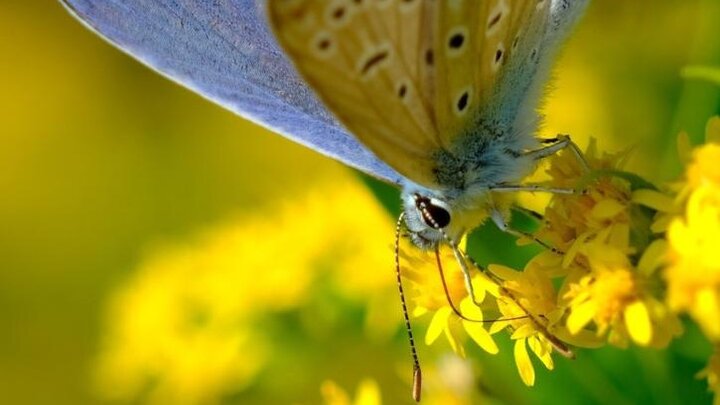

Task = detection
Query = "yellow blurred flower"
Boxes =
[320,358,481,405]
[423,356,482,405]
[652,117,720,342]
[94,179,396,404]
[630,117,720,405]
[666,184,720,341]
[666,138,720,340]
[321,379,382,405]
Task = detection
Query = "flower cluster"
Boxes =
[408,118,720,401]
[640,117,720,401]
[93,181,398,404]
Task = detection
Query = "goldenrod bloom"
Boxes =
[564,242,681,348]
[666,156,720,339]
[94,181,396,404]
[651,117,720,342]
[537,140,635,269]
[488,261,568,386]
[667,184,720,341]
[401,244,499,356]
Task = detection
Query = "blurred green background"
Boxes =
[1,0,719,404]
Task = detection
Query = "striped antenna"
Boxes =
[394,212,422,402]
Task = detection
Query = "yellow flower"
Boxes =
[537,139,635,268]
[93,181,397,404]
[631,118,720,234]
[320,360,484,405]
[667,184,720,340]
[632,188,680,234]
[401,243,499,356]
[697,345,720,405]
[518,136,684,351]
[321,379,382,405]
[664,117,720,341]
[564,242,681,348]
[487,261,569,386]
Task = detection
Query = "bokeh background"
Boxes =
[2,0,719,404]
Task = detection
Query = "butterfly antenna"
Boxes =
[456,247,575,359]
[395,213,422,402]
[434,247,526,324]
[415,197,527,324]
[417,195,568,355]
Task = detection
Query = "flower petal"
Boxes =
[591,199,626,219]
[510,323,536,340]
[444,322,465,357]
[637,239,668,277]
[563,231,592,268]
[625,301,652,346]
[489,320,509,335]
[567,300,596,334]
[514,339,535,386]
[425,306,451,345]
[692,289,720,340]
[528,336,554,370]
[632,189,676,213]
[488,264,523,281]
[473,273,500,298]
[459,297,483,320]
[463,321,499,354]
[412,307,428,318]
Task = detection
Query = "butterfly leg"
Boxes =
[451,245,485,307]
[512,205,545,222]
[492,135,591,195]
[527,134,591,172]
[489,208,563,254]
[453,245,574,358]
[488,183,581,195]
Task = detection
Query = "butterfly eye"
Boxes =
[414,195,452,229]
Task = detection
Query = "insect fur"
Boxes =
[397,0,592,250]
[400,118,541,250]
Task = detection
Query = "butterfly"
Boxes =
[61,0,589,400]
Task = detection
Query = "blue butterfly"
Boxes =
[62,2,591,399]
[61,0,588,250]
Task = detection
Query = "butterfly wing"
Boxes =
[60,0,403,184]
[270,0,445,187]
[268,0,585,188]
[492,0,590,131]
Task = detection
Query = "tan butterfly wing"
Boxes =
[268,0,551,188]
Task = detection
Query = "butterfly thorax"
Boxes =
[402,139,537,250]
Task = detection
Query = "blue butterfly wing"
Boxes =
[60,0,403,184]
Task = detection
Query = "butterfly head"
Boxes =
[401,187,480,250]
[402,192,451,249]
